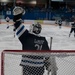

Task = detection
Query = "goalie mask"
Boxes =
[13,7,25,22]
[29,23,42,34]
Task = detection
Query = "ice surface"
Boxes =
[0,23,75,75]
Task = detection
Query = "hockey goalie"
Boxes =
[13,6,58,75]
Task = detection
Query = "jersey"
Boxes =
[71,22,75,28]
[69,22,75,34]
[58,20,62,25]
[14,20,49,73]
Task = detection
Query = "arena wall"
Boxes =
[0,19,72,26]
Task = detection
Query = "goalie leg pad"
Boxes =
[44,57,58,75]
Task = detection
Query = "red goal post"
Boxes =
[1,50,75,75]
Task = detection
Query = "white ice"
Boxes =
[0,23,75,75]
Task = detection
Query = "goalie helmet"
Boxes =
[29,22,42,34]
[13,6,25,16]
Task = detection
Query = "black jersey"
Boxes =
[58,20,62,25]
[14,20,49,50]
[14,20,49,67]
[21,30,49,50]
[71,22,75,28]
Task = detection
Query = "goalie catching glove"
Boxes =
[13,6,25,22]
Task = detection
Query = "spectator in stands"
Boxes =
[13,6,58,75]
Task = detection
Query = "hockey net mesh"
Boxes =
[1,50,75,75]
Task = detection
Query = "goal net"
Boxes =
[1,50,75,75]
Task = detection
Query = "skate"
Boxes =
[7,26,9,29]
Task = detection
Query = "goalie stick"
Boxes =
[47,37,53,75]
[50,37,53,50]
[47,37,57,75]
